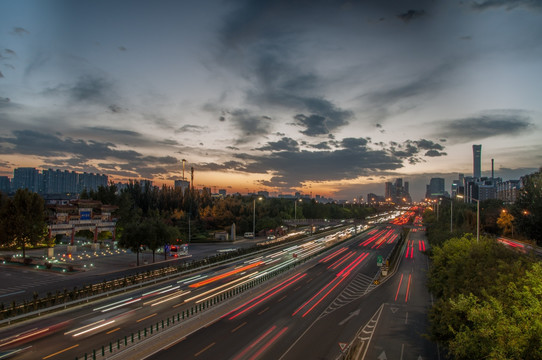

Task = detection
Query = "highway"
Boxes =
[144,225,402,360]
[0,224,369,359]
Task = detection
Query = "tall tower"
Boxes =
[473,144,482,179]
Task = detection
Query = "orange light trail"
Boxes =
[394,273,404,301]
[189,261,263,288]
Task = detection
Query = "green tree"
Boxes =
[497,210,514,236]
[0,189,48,258]
[513,168,542,244]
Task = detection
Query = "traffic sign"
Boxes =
[377,255,383,267]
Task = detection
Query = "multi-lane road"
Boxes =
[1,219,439,360]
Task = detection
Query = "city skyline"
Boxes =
[1,1,541,201]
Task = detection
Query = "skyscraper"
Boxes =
[473,144,482,179]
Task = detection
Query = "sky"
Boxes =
[0,0,541,201]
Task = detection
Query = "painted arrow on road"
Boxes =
[339,309,360,325]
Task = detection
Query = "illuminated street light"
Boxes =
[451,194,464,233]
[253,197,263,238]
[294,198,302,220]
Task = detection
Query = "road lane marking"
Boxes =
[42,344,79,359]
[106,327,120,334]
[277,295,287,302]
[0,290,25,298]
[231,322,247,333]
[194,342,215,357]
[258,307,269,315]
[136,312,157,323]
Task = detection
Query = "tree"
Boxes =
[0,189,48,258]
[513,168,542,244]
[118,221,148,266]
[497,210,514,236]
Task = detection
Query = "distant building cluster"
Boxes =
[385,178,412,204]
[427,144,528,204]
[0,167,108,195]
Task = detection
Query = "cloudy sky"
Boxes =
[1,0,541,201]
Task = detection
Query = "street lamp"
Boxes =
[295,198,302,220]
[472,198,480,243]
[451,194,464,233]
[253,197,262,238]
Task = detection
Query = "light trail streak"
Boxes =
[227,273,306,320]
[248,327,288,360]
[232,326,276,360]
[405,274,412,303]
[185,272,257,303]
[395,273,404,301]
[189,262,263,288]
[71,320,115,337]
[328,251,355,270]
[319,247,348,263]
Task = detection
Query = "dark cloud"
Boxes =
[224,109,273,143]
[0,97,10,105]
[108,104,124,113]
[470,0,542,11]
[425,149,447,157]
[0,71,3,78]
[0,130,141,160]
[4,49,16,56]
[177,124,207,133]
[341,137,369,149]
[118,46,127,51]
[44,75,116,106]
[84,127,141,138]
[11,27,29,36]
[308,142,331,150]
[256,137,299,152]
[436,110,533,142]
[397,9,426,22]
[360,64,451,122]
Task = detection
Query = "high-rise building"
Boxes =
[12,167,41,193]
[473,144,482,179]
[426,178,446,199]
[384,178,411,203]
[0,176,10,194]
[174,179,190,193]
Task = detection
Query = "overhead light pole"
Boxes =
[253,197,262,238]
[472,198,480,243]
[451,194,464,233]
[295,198,302,220]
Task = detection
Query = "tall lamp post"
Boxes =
[451,194,464,233]
[253,197,262,238]
[472,198,480,243]
[295,198,302,220]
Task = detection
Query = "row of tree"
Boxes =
[0,189,48,258]
[424,168,542,358]
[423,168,542,247]
[84,181,376,244]
[427,235,542,359]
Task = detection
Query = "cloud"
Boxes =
[4,49,16,56]
[11,27,29,36]
[118,46,127,51]
[0,130,141,160]
[0,71,3,78]
[359,64,451,122]
[470,0,542,11]
[84,126,141,138]
[397,9,426,22]
[44,75,117,107]
[256,137,299,152]
[224,109,273,143]
[436,110,533,142]
[177,124,207,133]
